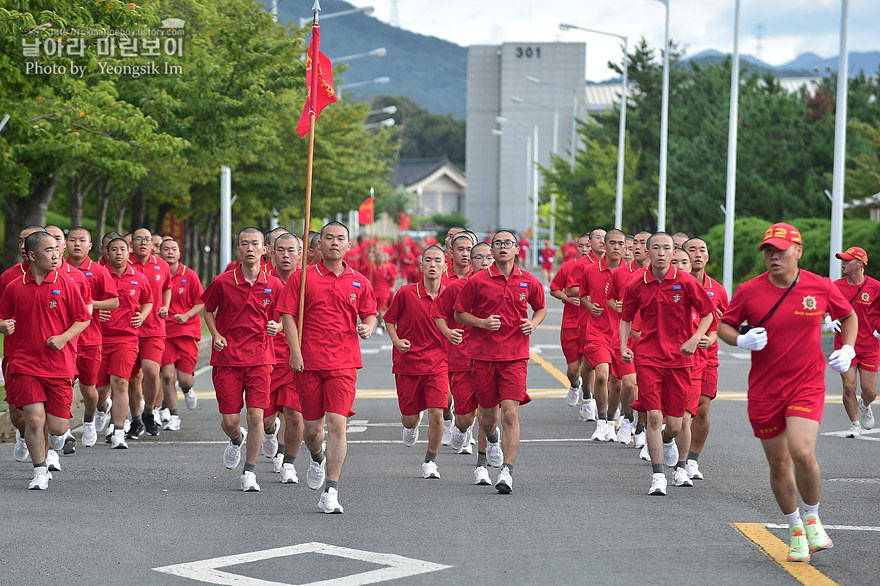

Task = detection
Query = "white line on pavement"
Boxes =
[763,523,880,532]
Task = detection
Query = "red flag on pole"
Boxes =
[297,27,338,138]
[358,197,374,225]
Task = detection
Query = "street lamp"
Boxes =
[363,118,395,130]
[829,0,850,280]
[525,76,580,171]
[723,0,741,295]
[512,96,559,248]
[559,23,628,231]
[330,47,387,62]
[654,0,671,232]
[498,115,541,266]
[367,105,397,116]
[337,76,390,91]
[299,5,374,28]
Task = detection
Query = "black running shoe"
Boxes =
[143,412,160,437]
[125,419,145,440]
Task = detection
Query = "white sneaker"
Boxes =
[663,440,679,467]
[262,417,279,458]
[591,420,607,441]
[49,433,64,451]
[152,406,161,426]
[61,430,77,455]
[639,444,650,461]
[240,471,261,492]
[223,427,247,469]
[111,429,128,449]
[566,384,581,407]
[578,398,597,421]
[306,458,326,490]
[28,466,49,490]
[617,419,633,445]
[280,463,299,484]
[686,459,704,480]
[46,449,61,472]
[649,472,667,495]
[13,430,30,462]
[402,426,419,447]
[450,425,467,450]
[486,428,504,467]
[421,461,440,479]
[457,429,474,455]
[272,452,284,473]
[95,398,112,432]
[859,400,874,430]
[672,467,694,487]
[495,466,513,494]
[845,422,861,438]
[82,421,97,447]
[163,415,181,431]
[633,430,647,449]
[139,397,145,413]
[184,389,198,410]
[318,487,344,513]
[442,420,453,446]
[603,420,618,442]
[159,408,171,423]
[474,466,491,485]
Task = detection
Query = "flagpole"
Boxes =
[368,186,375,284]
[297,1,322,345]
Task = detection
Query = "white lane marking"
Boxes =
[380,344,393,351]
[347,419,368,433]
[153,542,451,585]
[142,438,606,446]
[361,349,381,355]
[764,523,880,532]
[821,429,880,442]
[194,365,212,377]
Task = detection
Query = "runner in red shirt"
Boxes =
[0,231,90,489]
[454,230,546,493]
[827,246,879,438]
[718,222,854,562]
[620,232,714,496]
[98,238,154,449]
[201,228,283,493]
[623,235,634,265]
[433,242,497,482]
[517,233,530,265]
[128,227,172,437]
[539,240,556,286]
[370,249,398,335]
[158,238,204,432]
[66,227,119,448]
[278,221,378,513]
[549,233,590,407]
[384,246,449,479]
[682,237,729,481]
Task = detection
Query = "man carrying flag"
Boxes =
[297,1,338,139]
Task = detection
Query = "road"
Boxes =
[1,301,878,585]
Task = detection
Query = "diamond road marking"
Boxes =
[153,542,452,585]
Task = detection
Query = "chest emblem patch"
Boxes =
[802,295,817,311]
[673,294,681,303]
[350,293,357,302]
[862,292,870,302]
[49,300,57,309]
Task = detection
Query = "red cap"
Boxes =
[760,223,802,251]
[836,246,868,266]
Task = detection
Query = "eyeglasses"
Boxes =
[132,236,151,242]
[492,240,516,249]
[471,255,493,261]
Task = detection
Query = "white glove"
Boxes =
[823,315,841,333]
[828,344,856,373]
[736,327,768,351]
[874,330,880,340]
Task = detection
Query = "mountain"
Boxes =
[779,51,880,75]
[275,0,467,118]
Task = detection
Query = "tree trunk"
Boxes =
[129,187,147,232]
[114,188,136,234]
[2,172,62,269]
[68,171,99,230]
[154,202,172,235]
[95,177,112,242]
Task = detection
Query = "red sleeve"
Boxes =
[620,279,639,323]
[689,278,715,318]
[200,280,221,313]
[579,266,591,299]
[431,286,455,321]
[358,280,378,320]
[453,279,477,314]
[529,277,545,310]
[139,281,152,306]
[827,278,854,321]
[66,280,91,323]
[382,288,404,325]
[565,263,582,289]
[100,269,117,302]
[277,273,300,318]
[549,263,568,291]
[721,281,750,330]
[0,286,14,320]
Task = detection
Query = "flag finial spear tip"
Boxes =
[312,0,322,12]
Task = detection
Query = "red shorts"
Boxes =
[692,362,718,400]
[162,336,199,374]
[470,359,531,409]
[748,388,825,440]
[631,365,694,418]
[271,363,299,414]
[3,356,15,405]
[449,370,479,415]
[376,293,392,311]
[131,336,166,377]
[395,372,448,416]
[560,327,582,364]
[853,350,879,373]
[584,340,635,379]
[75,344,102,387]
[296,368,357,421]
[10,373,74,419]
[98,344,139,386]
[212,364,271,414]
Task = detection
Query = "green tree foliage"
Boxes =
[370,95,465,168]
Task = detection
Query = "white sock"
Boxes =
[785,510,802,528]
[802,502,819,516]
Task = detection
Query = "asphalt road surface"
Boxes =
[2,300,878,585]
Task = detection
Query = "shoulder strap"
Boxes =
[755,269,800,328]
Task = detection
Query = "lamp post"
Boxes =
[654,0,670,232]
[368,105,397,116]
[829,0,850,281]
[497,116,540,266]
[512,96,559,248]
[364,118,395,130]
[722,0,741,295]
[299,5,374,28]
[330,47,387,62]
[525,76,580,170]
[559,23,629,230]
[337,76,390,91]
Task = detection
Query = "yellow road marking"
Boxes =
[529,351,571,387]
[731,523,838,585]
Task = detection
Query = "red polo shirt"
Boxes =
[606,261,644,302]
[580,257,622,346]
[833,276,880,354]
[0,269,91,378]
[440,266,472,288]
[129,254,171,338]
[722,270,852,401]
[0,262,27,358]
[371,262,398,298]
[165,263,204,340]
[200,267,282,367]
[454,264,545,362]
[621,266,714,368]
[102,266,153,345]
[697,274,729,367]
[277,260,377,371]
[69,257,115,347]
[383,281,448,375]
[550,259,580,329]
[567,252,601,327]
[431,277,472,372]
[269,266,298,366]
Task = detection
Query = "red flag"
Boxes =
[358,197,374,225]
[297,26,338,138]
[399,212,411,231]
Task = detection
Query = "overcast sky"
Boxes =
[352,0,880,81]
